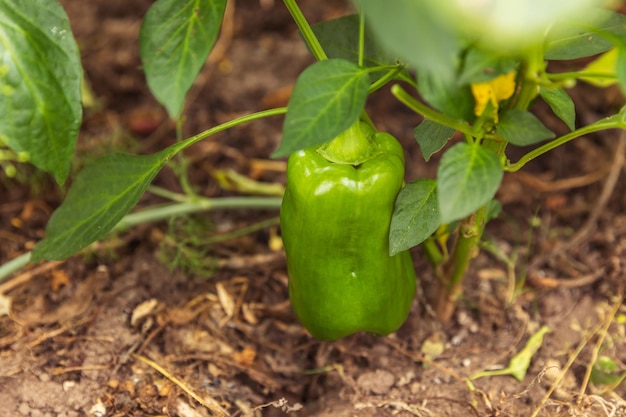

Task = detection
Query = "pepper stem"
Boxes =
[317,121,381,165]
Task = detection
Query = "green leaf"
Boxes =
[485,199,502,221]
[539,87,576,131]
[498,109,556,146]
[31,148,176,261]
[617,47,626,96]
[312,14,398,76]
[273,59,369,157]
[0,0,82,185]
[458,47,518,85]
[309,15,413,83]
[414,120,456,162]
[355,0,460,81]
[500,325,551,381]
[545,10,626,60]
[389,179,440,256]
[471,326,551,382]
[591,356,626,386]
[140,0,227,119]
[437,142,503,224]
[578,48,619,87]
[418,70,476,121]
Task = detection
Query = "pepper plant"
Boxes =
[1,0,626,337]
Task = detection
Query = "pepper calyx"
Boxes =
[317,121,382,165]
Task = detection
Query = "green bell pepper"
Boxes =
[280,122,416,340]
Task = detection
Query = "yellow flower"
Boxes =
[470,71,516,122]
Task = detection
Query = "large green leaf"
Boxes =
[418,70,475,121]
[272,59,369,157]
[539,87,575,131]
[458,47,518,85]
[312,14,394,69]
[140,0,227,119]
[389,179,440,256]
[0,0,82,185]
[498,110,556,146]
[437,142,503,223]
[31,147,178,261]
[311,14,409,83]
[545,10,626,60]
[355,0,460,81]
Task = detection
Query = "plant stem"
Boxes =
[512,47,544,111]
[435,207,487,323]
[358,9,365,67]
[422,237,444,269]
[0,197,283,283]
[177,107,288,154]
[173,118,196,197]
[148,185,190,202]
[0,252,32,284]
[368,66,403,94]
[283,0,327,61]
[391,84,473,136]
[548,71,615,82]
[506,115,626,172]
[115,197,282,230]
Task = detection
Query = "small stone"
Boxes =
[63,380,76,392]
[356,370,396,395]
[89,399,106,417]
[396,370,415,387]
[410,381,423,394]
[30,409,43,417]
[18,403,30,416]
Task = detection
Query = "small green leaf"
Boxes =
[484,199,502,221]
[539,87,576,131]
[32,149,175,261]
[389,179,440,256]
[0,0,83,185]
[545,10,626,60]
[414,120,456,162]
[273,59,369,157]
[591,356,626,386]
[140,0,227,119]
[498,110,556,146]
[495,325,550,381]
[471,326,551,382]
[437,143,503,224]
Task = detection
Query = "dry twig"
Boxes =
[132,353,231,416]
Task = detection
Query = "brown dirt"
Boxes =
[1,1,625,416]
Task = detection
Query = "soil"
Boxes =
[1,1,626,416]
